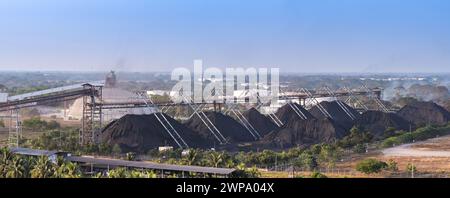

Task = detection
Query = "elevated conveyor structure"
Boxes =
[0,81,388,147]
[0,82,104,146]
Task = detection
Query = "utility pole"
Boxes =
[275,155,278,171]
[292,163,295,178]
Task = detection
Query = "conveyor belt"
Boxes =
[0,82,103,111]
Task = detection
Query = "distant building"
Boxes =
[0,93,8,103]
[105,71,117,88]
[158,146,173,152]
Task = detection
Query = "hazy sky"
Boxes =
[0,0,449,73]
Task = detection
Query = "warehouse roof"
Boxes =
[66,156,236,175]
[10,147,60,157]
[9,147,235,175]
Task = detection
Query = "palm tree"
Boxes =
[184,149,199,166]
[5,156,26,178]
[224,158,235,168]
[31,156,54,178]
[53,161,81,178]
[128,170,143,178]
[208,152,224,168]
[107,167,128,178]
[145,170,157,178]
[0,147,13,177]
[62,162,81,178]
[0,147,13,164]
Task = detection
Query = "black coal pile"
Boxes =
[397,101,450,126]
[262,117,347,149]
[355,110,410,138]
[184,111,255,144]
[275,103,315,124]
[242,108,279,136]
[100,113,207,153]
[309,101,360,130]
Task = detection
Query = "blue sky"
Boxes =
[0,0,449,73]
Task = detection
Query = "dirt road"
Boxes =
[383,135,450,157]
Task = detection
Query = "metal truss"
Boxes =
[224,103,261,140]
[137,92,189,149]
[320,86,357,120]
[7,109,21,148]
[361,84,390,113]
[182,96,228,145]
[255,94,283,127]
[342,86,369,112]
[298,88,333,119]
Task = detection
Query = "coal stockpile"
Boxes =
[309,101,360,130]
[184,111,255,144]
[275,103,315,124]
[397,101,450,127]
[262,117,347,149]
[242,108,279,136]
[100,113,207,153]
[355,110,410,138]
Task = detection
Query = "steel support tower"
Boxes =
[81,85,103,145]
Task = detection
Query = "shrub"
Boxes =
[407,163,417,173]
[310,171,327,178]
[112,144,122,154]
[22,117,60,131]
[381,137,400,148]
[356,159,387,174]
[338,126,373,148]
[381,124,450,148]
[353,143,366,154]
[295,152,317,171]
[126,152,137,161]
[386,159,398,172]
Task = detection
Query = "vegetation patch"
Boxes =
[381,123,450,148]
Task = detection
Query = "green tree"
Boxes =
[144,170,157,178]
[207,152,224,168]
[112,144,122,154]
[257,150,277,165]
[356,159,387,175]
[46,120,61,130]
[54,157,81,178]
[353,143,366,154]
[318,144,342,170]
[383,127,397,138]
[0,147,14,177]
[406,163,417,178]
[98,143,112,154]
[338,126,373,148]
[310,171,327,178]
[128,170,144,178]
[5,156,27,178]
[183,149,200,166]
[61,162,81,178]
[23,117,48,131]
[295,151,317,171]
[31,156,54,178]
[232,163,260,178]
[107,167,129,178]
[386,159,398,172]
[126,152,136,161]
